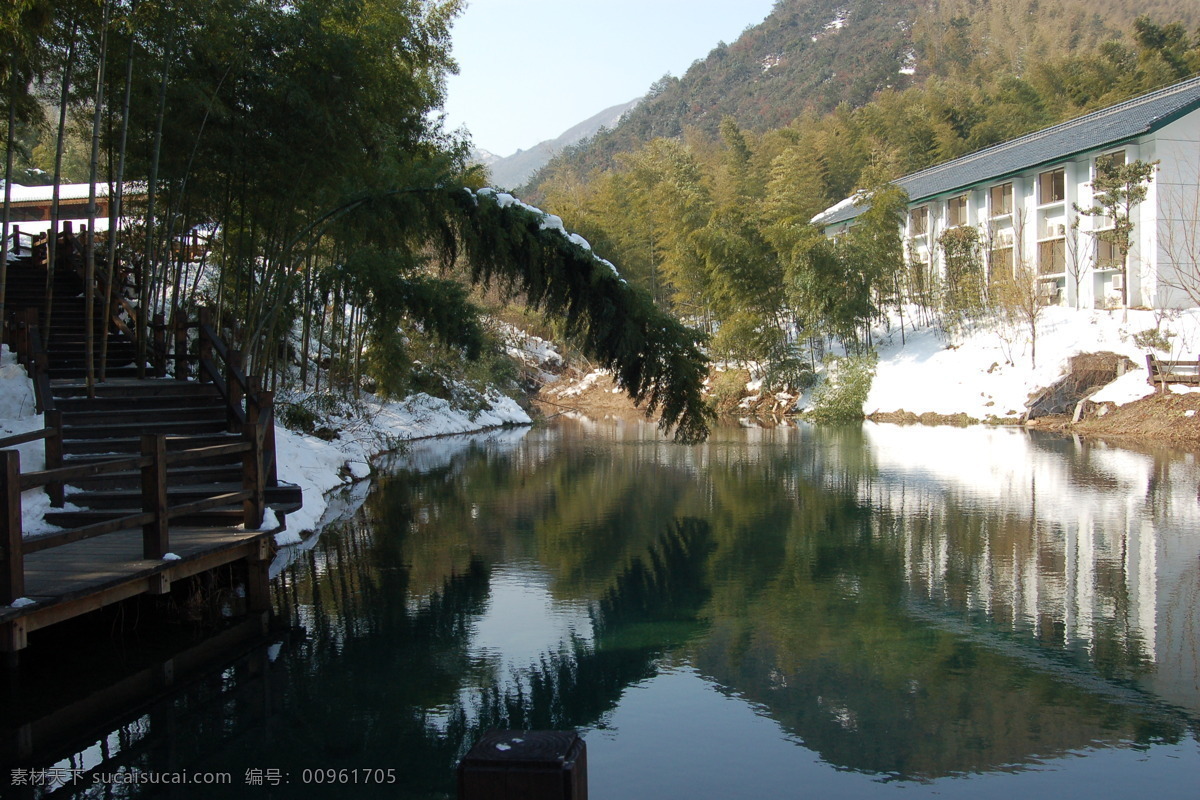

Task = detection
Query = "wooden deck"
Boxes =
[1,525,273,653]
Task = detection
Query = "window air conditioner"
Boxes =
[1055,224,1066,236]
[1111,274,1125,290]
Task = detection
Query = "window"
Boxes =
[947,194,968,227]
[989,183,1013,217]
[1038,168,1065,204]
[1096,149,1126,177]
[989,229,1014,278]
[1095,235,1120,269]
[1038,239,1065,274]
[909,206,928,236]
[989,245,1014,279]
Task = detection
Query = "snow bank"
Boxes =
[270,390,530,545]
[864,307,1200,420]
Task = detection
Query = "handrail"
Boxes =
[2,310,64,505]
[18,439,253,491]
[23,490,253,555]
[0,428,54,450]
[4,228,38,254]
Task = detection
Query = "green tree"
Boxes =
[938,225,985,335]
[1076,156,1158,307]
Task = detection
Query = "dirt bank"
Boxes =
[1037,390,1200,444]
[535,368,1200,447]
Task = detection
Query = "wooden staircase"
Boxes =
[3,232,302,533]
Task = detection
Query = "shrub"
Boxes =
[808,352,877,423]
[708,369,751,414]
[1131,327,1174,353]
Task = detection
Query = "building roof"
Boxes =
[813,75,1200,227]
[1,182,109,203]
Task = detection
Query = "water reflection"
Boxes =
[278,417,1199,794]
[5,418,1199,798]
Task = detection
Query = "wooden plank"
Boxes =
[0,428,51,449]
[22,515,155,554]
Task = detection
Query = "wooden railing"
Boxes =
[0,422,267,605]
[163,307,279,487]
[3,227,38,255]
[1145,354,1200,392]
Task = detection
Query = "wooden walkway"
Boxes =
[1,227,296,657]
[1,525,273,653]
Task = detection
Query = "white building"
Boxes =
[815,75,1200,310]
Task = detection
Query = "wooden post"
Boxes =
[1,451,24,606]
[228,350,244,433]
[246,536,272,613]
[152,312,166,377]
[135,305,146,380]
[173,316,188,380]
[1146,354,1161,394]
[11,226,19,255]
[242,421,264,531]
[140,434,169,559]
[458,731,587,800]
[260,391,278,487]
[44,410,64,507]
[198,308,213,382]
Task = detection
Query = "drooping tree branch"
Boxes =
[445,188,713,443]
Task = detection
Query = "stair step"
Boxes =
[59,463,246,490]
[53,395,223,414]
[62,431,237,455]
[45,507,250,528]
[63,418,230,440]
[58,406,226,425]
[62,482,303,511]
[49,366,142,380]
[51,379,222,399]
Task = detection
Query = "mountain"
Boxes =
[525,0,1200,198]
[477,99,639,190]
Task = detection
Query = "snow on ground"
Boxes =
[859,307,1200,420]
[258,390,530,545]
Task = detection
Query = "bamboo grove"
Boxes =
[0,0,714,441]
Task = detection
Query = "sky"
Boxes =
[440,0,778,158]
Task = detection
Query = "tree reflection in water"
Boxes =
[258,419,1198,791]
[7,419,1197,799]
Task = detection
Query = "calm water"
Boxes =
[6,418,1200,798]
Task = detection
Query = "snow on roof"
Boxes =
[811,190,868,226]
[0,182,146,204]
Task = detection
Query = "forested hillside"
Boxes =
[524,1,1200,401]
[526,0,1200,197]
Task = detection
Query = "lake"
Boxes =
[5,417,1199,798]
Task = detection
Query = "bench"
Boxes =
[1145,353,1200,392]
